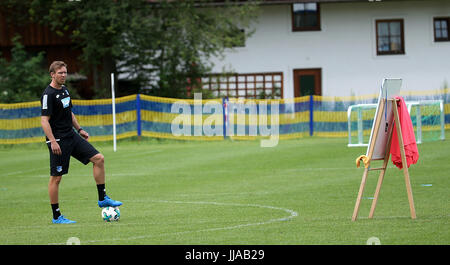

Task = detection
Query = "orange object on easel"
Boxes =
[352,79,417,221]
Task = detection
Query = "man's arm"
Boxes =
[72,112,89,140]
[41,116,61,155]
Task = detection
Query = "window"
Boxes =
[376,19,405,55]
[292,3,320,31]
[201,72,283,99]
[434,17,449,42]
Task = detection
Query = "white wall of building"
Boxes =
[209,0,450,98]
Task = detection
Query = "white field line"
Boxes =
[48,199,298,245]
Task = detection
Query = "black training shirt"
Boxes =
[41,85,75,139]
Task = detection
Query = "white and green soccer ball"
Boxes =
[101,207,120,222]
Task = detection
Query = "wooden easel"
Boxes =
[352,98,416,221]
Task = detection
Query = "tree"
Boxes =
[0,36,49,103]
[119,0,260,99]
[27,0,260,99]
[28,0,138,98]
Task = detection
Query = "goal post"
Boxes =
[347,104,377,147]
[348,99,445,147]
[407,100,445,144]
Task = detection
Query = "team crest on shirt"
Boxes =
[56,166,62,172]
[61,97,70,108]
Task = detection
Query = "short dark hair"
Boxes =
[49,61,67,73]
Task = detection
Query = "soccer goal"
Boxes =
[348,99,445,147]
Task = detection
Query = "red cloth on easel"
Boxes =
[390,96,419,169]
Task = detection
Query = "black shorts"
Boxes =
[47,133,99,176]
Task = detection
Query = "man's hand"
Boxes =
[50,141,62,155]
[41,116,61,155]
[79,129,90,141]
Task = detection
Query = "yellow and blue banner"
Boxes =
[0,89,448,145]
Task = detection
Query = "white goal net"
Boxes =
[348,100,445,147]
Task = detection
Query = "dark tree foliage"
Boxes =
[2,0,260,99]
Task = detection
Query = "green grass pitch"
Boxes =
[0,134,449,245]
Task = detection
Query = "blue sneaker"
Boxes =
[98,195,123,208]
[52,215,76,224]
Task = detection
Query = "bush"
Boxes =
[0,35,50,103]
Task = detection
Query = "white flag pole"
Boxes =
[111,73,117,152]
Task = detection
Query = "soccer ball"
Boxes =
[101,207,120,222]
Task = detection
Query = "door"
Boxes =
[293,68,322,97]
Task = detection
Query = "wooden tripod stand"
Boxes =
[352,98,416,221]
